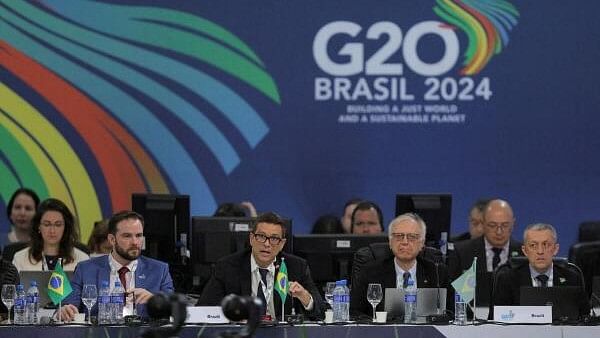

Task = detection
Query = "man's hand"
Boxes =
[130,288,154,304]
[289,281,312,307]
[57,304,79,322]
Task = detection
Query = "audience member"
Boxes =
[452,198,489,242]
[341,198,362,233]
[58,210,174,321]
[87,219,112,257]
[491,223,589,318]
[214,201,258,217]
[2,188,40,248]
[12,198,89,271]
[351,201,384,234]
[312,214,344,234]
[350,213,451,318]
[198,212,325,320]
[448,199,523,305]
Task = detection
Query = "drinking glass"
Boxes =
[366,283,383,322]
[1,284,16,325]
[324,282,336,309]
[82,284,98,324]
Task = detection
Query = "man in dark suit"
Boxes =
[448,199,523,306]
[58,210,174,320]
[491,223,589,317]
[350,213,451,319]
[198,212,324,321]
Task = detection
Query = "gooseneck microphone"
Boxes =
[435,262,442,314]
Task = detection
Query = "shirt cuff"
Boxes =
[302,294,314,311]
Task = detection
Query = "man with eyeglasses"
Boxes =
[350,213,451,318]
[350,201,384,234]
[448,199,523,307]
[198,212,325,321]
[491,223,589,316]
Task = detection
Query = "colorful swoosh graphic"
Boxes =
[0,0,280,240]
[433,0,519,75]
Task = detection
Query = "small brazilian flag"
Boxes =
[275,258,289,303]
[48,262,73,305]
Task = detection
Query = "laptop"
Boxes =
[19,271,75,309]
[519,286,583,322]
[384,288,447,321]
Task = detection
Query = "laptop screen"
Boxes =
[519,286,583,322]
[384,288,447,321]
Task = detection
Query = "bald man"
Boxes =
[448,199,523,306]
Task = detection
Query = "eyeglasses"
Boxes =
[485,222,512,232]
[390,233,421,242]
[252,233,284,245]
[40,221,64,228]
[526,241,556,252]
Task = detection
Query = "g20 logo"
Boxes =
[313,21,460,77]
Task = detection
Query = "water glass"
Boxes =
[367,283,383,322]
[82,284,98,324]
[324,282,336,308]
[1,285,16,324]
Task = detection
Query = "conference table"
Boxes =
[0,323,599,338]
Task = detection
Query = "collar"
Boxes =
[484,237,510,253]
[250,253,276,275]
[109,251,138,273]
[529,263,553,281]
[394,258,417,279]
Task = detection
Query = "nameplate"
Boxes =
[493,306,552,323]
[186,306,229,323]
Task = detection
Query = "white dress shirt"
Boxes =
[484,239,510,272]
[108,253,138,316]
[394,259,418,288]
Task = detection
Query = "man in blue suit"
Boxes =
[58,210,174,321]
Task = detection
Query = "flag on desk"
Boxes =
[275,258,289,303]
[48,262,73,305]
[451,258,476,303]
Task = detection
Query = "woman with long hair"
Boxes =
[12,198,89,271]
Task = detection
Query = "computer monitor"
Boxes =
[131,193,190,266]
[520,286,585,322]
[190,216,293,293]
[395,194,452,248]
[292,234,389,286]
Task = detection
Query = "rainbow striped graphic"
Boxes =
[433,0,519,75]
[0,0,279,241]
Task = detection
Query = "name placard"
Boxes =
[493,306,552,323]
[186,306,230,324]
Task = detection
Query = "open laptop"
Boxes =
[519,286,583,322]
[19,271,75,309]
[384,288,447,321]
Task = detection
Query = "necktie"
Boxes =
[118,266,129,290]
[257,268,269,314]
[402,271,411,289]
[491,247,503,270]
[536,274,549,287]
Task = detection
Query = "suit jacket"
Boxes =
[12,247,89,272]
[63,255,174,318]
[198,249,325,320]
[491,262,589,317]
[350,255,453,319]
[448,236,522,305]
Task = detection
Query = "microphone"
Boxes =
[435,262,441,314]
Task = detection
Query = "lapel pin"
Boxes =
[559,277,566,284]
[138,274,146,279]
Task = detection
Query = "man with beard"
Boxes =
[58,210,173,321]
